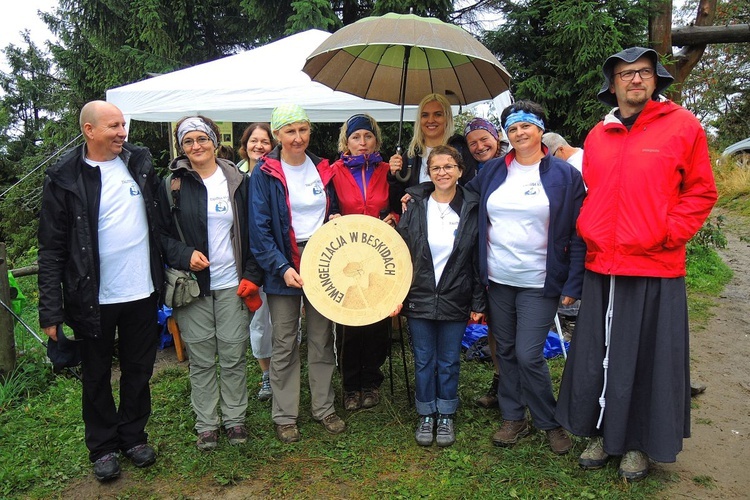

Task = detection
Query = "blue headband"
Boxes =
[177,117,218,148]
[345,115,374,138]
[503,110,545,133]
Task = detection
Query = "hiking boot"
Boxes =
[361,388,380,408]
[123,443,156,467]
[275,423,300,443]
[93,452,120,482]
[344,391,362,411]
[415,415,435,446]
[196,430,219,451]
[435,415,455,447]
[546,427,572,455]
[321,413,346,434]
[476,373,499,408]
[618,450,649,482]
[226,425,248,445]
[492,419,530,447]
[578,436,609,469]
[257,373,273,401]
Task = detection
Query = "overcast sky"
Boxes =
[0,0,57,64]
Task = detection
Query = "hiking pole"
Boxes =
[0,299,82,381]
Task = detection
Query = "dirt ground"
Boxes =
[63,214,750,499]
[658,213,750,499]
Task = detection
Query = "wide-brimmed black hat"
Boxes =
[597,47,674,107]
[47,326,82,372]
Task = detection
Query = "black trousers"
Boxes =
[337,319,390,392]
[79,293,158,462]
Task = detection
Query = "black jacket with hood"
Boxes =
[37,143,163,339]
[156,156,262,295]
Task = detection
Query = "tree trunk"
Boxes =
[672,25,750,45]
[649,0,718,102]
[0,243,17,378]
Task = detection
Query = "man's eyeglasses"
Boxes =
[614,68,655,81]
[182,136,211,148]
[429,165,458,174]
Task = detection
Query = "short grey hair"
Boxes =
[542,132,570,154]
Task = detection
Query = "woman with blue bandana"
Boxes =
[330,114,398,412]
[248,104,345,443]
[156,115,261,451]
[466,100,586,454]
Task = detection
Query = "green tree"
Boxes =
[679,0,750,148]
[483,0,651,144]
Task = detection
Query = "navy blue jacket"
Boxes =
[248,146,338,295]
[466,150,586,299]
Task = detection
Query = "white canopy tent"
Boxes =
[106,30,421,124]
[106,29,511,125]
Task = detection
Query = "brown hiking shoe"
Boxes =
[344,391,362,411]
[546,427,572,455]
[492,419,530,446]
[578,436,609,469]
[321,413,346,435]
[275,423,300,444]
[361,388,380,408]
[618,450,649,482]
[476,373,499,408]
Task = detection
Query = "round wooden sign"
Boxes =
[300,214,412,326]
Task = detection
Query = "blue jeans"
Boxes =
[407,318,465,416]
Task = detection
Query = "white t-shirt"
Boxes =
[417,147,434,184]
[203,167,238,290]
[567,149,584,173]
[427,195,459,286]
[282,156,326,241]
[486,159,549,288]
[87,156,154,304]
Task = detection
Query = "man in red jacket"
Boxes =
[555,47,717,482]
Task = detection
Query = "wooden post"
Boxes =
[0,243,17,377]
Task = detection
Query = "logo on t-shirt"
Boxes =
[524,182,541,196]
[215,201,228,213]
[310,180,323,196]
[125,180,141,197]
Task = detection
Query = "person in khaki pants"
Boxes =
[248,104,345,443]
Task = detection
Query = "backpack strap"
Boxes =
[164,173,186,244]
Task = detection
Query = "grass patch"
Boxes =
[714,154,750,215]
[0,210,739,498]
[692,474,716,488]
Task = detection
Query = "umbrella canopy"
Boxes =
[302,13,511,107]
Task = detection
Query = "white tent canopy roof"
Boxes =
[106,29,424,124]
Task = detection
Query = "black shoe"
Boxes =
[123,443,156,468]
[93,452,121,482]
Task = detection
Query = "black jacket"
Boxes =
[397,182,485,321]
[156,156,262,295]
[37,143,163,338]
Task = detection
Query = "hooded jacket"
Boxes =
[156,156,260,295]
[330,156,393,218]
[37,143,162,338]
[466,149,586,300]
[579,99,717,277]
[248,145,338,295]
[397,182,484,320]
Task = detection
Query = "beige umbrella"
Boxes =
[303,12,511,179]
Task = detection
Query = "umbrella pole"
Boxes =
[394,46,412,183]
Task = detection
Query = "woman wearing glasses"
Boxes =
[397,145,484,447]
[157,115,259,450]
[466,100,585,454]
